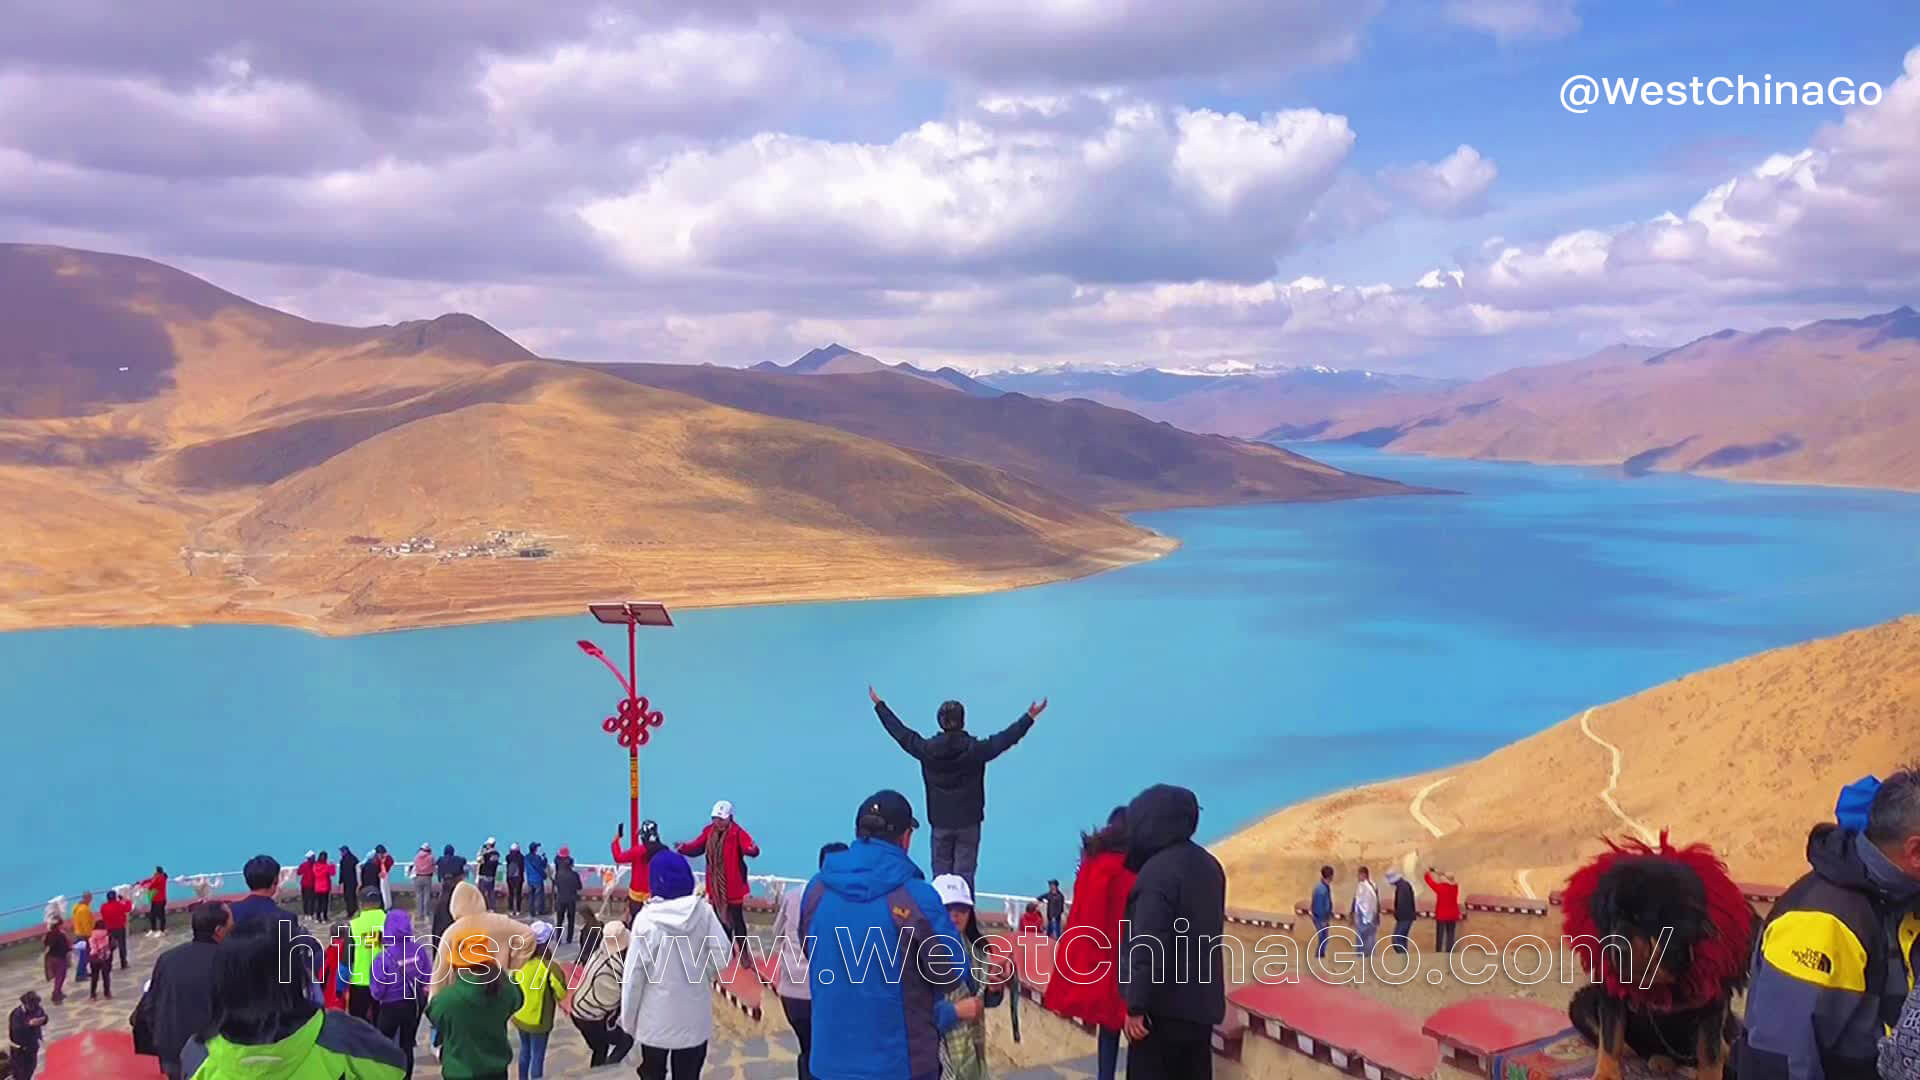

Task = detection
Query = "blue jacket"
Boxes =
[526,849,548,886]
[801,838,970,1080]
[1311,880,1333,922]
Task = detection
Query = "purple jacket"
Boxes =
[369,909,430,1006]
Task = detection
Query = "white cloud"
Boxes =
[1379,145,1499,216]
[1443,0,1579,42]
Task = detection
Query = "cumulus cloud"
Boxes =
[580,96,1359,286]
[1379,145,1499,217]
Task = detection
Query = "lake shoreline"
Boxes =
[1288,442,1920,495]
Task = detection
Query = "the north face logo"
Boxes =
[1791,947,1833,974]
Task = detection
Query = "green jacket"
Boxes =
[183,1010,404,1080]
[510,955,570,1034]
[426,973,524,1079]
[940,934,1007,1080]
[348,908,386,988]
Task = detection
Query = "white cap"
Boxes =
[712,800,734,820]
[420,843,431,851]
[531,920,555,945]
[305,850,316,859]
[931,874,973,909]
[509,842,520,851]
[486,836,497,846]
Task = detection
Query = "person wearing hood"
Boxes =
[552,849,582,946]
[339,847,362,918]
[569,918,635,1067]
[9,991,48,1080]
[476,841,502,912]
[804,789,978,1080]
[1043,807,1135,1080]
[425,929,522,1080]
[1740,770,1920,1080]
[773,842,849,1080]
[676,801,761,965]
[1385,869,1417,955]
[144,902,231,1078]
[612,821,669,916]
[1118,784,1225,1080]
[370,909,430,1078]
[435,844,468,894]
[524,843,550,918]
[299,852,318,920]
[409,845,435,924]
[511,922,570,1079]
[504,843,526,916]
[311,854,335,922]
[870,686,1046,891]
[180,919,405,1080]
[621,850,732,1080]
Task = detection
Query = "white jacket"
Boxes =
[769,886,810,1001]
[620,895,731,1049]
[1351,879,1379,925]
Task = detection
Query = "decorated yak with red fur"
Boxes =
[1562,831,1757,1080]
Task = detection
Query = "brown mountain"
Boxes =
[1262,313,1920,490]
[574,361,1415,511]
[1215,616,1920,910]
[0,244,1404,633]
[753,342,1002,396]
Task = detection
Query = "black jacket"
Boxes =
[1040,888,1066,920]
[436,853,467,884]
[478,850,501,879]
[876,702,1032,828]
[1393,878,1417,922]
[338,853,360,892]
[554,862,582,906]
[1739,825,1920,1080]
[146,938,221,1066]
[1118,784,1226,1027]
[505,850,525,881]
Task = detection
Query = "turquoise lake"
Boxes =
[6,445,1919,917]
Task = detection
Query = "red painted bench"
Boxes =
[38,1030,143,1080]
[1231,979,1440,1080]
[1422,998,1570,1077]
[714,957,766,1020]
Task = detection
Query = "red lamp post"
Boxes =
[578,602,673,843]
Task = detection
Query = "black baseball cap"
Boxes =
[855,789,920,839]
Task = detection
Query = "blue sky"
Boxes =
[2,0,1916,375]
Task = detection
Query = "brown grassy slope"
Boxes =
[0,245,1204,633]
[576,362,1419,510]
[1289,314,1920,490]
[1214,617,1920,911]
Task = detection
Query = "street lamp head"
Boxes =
[588,602,673,627]
[576,640,605,660]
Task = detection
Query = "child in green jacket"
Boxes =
[932,875,1008,1080]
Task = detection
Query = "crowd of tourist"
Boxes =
[9,689,1920,1080]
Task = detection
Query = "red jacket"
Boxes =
[1019,910,1045,934]
[297,859,316,888]
[1425,873,1461,922]
[612,835,659,901]
[145,873,168,905]
[312,861,335,893]
[676,822,759,908]
[99,898,132,930]
[1042,850,1135,1031]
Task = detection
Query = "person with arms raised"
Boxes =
[870,685,1046,890]
[676,801,760,966]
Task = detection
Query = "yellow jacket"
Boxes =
[71,903,96,938]
[510,955,570,1034]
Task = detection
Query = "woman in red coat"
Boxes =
[676,800,760,964]
[1042,807,1134,1080]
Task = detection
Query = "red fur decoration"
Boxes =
[1560,830,1754,1011]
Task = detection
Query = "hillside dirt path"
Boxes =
[1404,775,1453,877]
[1578,706,1657,844]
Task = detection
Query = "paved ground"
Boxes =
[3,916,1102,1079]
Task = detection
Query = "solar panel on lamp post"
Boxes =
[577,602,673,850]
